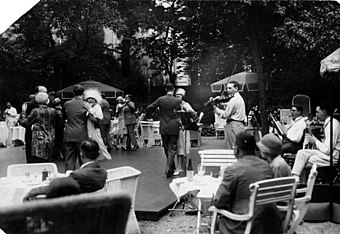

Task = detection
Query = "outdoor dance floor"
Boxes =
[0,137,224,221]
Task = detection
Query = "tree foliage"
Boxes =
[1,0,340,125]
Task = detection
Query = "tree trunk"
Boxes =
[121,37,131,79]
[247,9,269,135]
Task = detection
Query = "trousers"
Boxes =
[291,149,339,176]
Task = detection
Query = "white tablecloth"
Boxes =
[0,124,9,146]
[9,126,25,145]
[170,175,222,233]
[0,176,48,207]
[169,175,221,201]
[0,125,25,147]
[140,121,161,147]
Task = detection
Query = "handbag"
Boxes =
[33,123,53,145]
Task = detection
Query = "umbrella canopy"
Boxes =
[320,47,340,77]
[211,71,259,93]
[58,80,124,99]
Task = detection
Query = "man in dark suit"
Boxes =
[63,85,88,171]
[99,93,114,151]
[147,83,181,178]
[122,94,139,151]
[214,132,282,234]
[20,86,47,163]
[23,139,107,200]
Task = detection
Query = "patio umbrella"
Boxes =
[320,47,340,77]
[210,71,259,93]
[57,80,124,99]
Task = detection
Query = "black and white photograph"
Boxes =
[0,0,340,233]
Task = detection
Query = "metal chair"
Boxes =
[199,149,237,169]
[100,166,142,234]
[196,149,236,233]
[278,164,318,234]
[7,163,58,177]
[209,176,298,234]
[0,191,131,234]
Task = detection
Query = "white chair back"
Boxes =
[100,166,142,234]
[199,149,236,169]
[7,163,58,177]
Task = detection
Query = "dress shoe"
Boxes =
[173,169,183,176]
[131,145,140,151]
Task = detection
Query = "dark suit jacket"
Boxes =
[214,155,282,234]
[123,101,137,125]
[100,98,111,125]
[24,161,107,200]
[20,100,39,130]
[63,97,88,143]
[70,161,107,193]
[147,94,181,135]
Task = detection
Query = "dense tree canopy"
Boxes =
[0,0,339,130]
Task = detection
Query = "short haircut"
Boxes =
[80,138,100,160]
[229,81,240,90]
[235,132,256,154]
[73,85,85,96]
[318,103,332,115]
[165,83,175,92]
[292,105,303,114]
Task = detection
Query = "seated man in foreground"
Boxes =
[24,139,107,200]
[213,132,282,234]
[257,133,291,178]
[291,104,340,178]
[282,105,306,154]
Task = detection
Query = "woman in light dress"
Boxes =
[83,89,111,161]
[174,88,197,175]
[115,96,127,148]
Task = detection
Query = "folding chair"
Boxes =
[209,176,298,234]
[278,164,318,234]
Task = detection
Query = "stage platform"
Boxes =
[0,137,225,221]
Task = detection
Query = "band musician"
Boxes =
[210,81,246,149]
[282,105,307,154]
[291,104,340,178]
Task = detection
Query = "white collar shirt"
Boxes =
[214,92,246,122]
[286,116,306,143]
[315,116,340,155]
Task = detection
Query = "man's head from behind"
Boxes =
[80,138,100,161]
[165,83,175,94]
[257,134,282,162]
[234,132,256,159]
[73,85,85,97]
